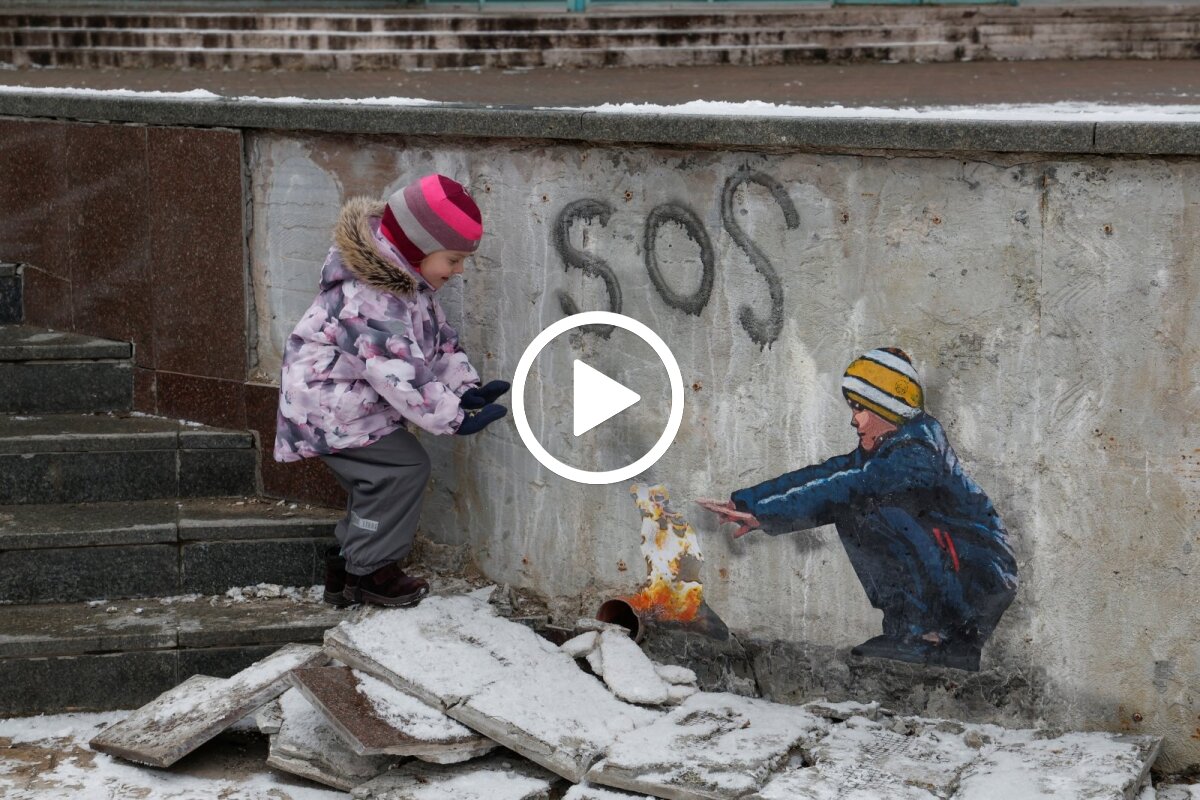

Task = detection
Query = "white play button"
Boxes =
[573,359,641,437]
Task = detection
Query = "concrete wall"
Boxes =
[249,130,1200,770]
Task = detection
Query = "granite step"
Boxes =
[0,413,258,504]
[0,593,348,715]
[0,262,20,325]
[0,325,132,415]
[0,496,340,604]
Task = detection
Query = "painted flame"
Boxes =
[628,484,705,623]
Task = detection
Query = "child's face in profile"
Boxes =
[419,250,471,291]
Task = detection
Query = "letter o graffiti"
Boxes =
[642,202,715,317]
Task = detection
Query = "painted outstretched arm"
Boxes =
[733,443,941,534]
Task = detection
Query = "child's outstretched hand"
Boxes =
[455,403,507,435]
[696,498,761,539]
[460,380,511,409]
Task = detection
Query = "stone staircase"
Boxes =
[0,262,347,716]
[1,5,1199,70]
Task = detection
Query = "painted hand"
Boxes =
[696,498,760,538]
[460,380,512,410]
[455,403,507,435]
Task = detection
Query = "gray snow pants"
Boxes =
[319,426,432,576]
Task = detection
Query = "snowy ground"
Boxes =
[0,711,342,800]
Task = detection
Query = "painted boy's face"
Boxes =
[419,250,470,291]
[850,404,899,453]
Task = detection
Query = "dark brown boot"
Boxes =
[353,562,429,608]
[323,546,351,607]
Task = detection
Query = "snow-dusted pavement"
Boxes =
[0,591,1185,800]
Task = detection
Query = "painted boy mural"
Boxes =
[711,348,1018,672]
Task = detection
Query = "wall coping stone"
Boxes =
[2,92,1199,156]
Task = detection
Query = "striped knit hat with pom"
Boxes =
[841,348,924,425]
[379,174,483,266]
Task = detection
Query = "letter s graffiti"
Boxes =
[721,168,798,347]
[552,198,620,338]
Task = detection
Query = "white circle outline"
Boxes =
[512,311,684,485]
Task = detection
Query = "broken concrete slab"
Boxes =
[596,629,671,706]
[953,727,1161,800]
[350,754,557,800]
[266,687,400,792]
[89,643,326,767]
[325,595,660,782]
[667,684,698,705]
[801,700,881,723]
[752,762,939,800]
[564,785,657,799]
[752,714,977,799]
[1157,786,1200,800]
[588,691,829,800]
[654,664,697,686]
[450,657,661,782]
[324,594,555,709]
[289,665,495,763]
[254,697,284,735]
[561,631,598,658]
[806,715,977,797]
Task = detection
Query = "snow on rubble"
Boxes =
[0,589,1170,799]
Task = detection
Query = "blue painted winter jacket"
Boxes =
[731,414,1015,566]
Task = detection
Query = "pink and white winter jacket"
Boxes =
[273,197,480,462]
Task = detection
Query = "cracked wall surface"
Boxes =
[247,131,1200,771]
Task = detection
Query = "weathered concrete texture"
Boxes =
[89,642,326,767]
[289,665,496,762]
[743,637,1049,741]
[243,131,1200,769]
[325,595,660,782]
[588,692,829,800]
[266,687,399,792]
[640,628,759,699]
[351,755,557,800]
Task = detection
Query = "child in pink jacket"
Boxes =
[274,175,508,607]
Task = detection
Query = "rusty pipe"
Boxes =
[596,598,645,643]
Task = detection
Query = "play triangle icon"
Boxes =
[573,359,641,437]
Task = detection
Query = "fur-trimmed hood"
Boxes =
[329,196,422,297]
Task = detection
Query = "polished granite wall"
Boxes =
[0,117,343,505]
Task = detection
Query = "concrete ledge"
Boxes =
[2,92,1199,155]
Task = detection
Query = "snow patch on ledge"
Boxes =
[2,84,1200,122]
[550,99,1200,122]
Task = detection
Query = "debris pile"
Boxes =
[90,590,1163,799]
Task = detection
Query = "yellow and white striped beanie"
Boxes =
[841,348,924,425]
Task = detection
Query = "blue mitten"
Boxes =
[460,380,512,410]
[455,403,507,435]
